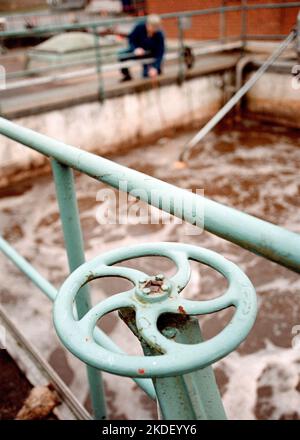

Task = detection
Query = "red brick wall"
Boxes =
[0,1,46,12]
[147,0,299,40]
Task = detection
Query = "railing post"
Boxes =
[220,1,226,43]
[93,25,105,103]
[177,16,185,83]
[241,0,248,47]
[297,10,300,59]
[118,309,227,420]
[51,159,106,420]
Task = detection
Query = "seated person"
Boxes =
[119,14,165,81]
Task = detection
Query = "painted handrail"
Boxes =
[0,2,299,421]
[1,2,300,37]
[0,116,299,273]
[4,41,242,92]
[0,70,299,417]
[1,3,299,105]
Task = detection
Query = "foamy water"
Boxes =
[0,119,299,419]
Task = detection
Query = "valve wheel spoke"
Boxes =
[174,295,233,317]
[89,264,150,286]
[174,284,237,316]
[169,251,191,293]
[78,289,135,337]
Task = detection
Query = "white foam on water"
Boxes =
[221,342,300,420]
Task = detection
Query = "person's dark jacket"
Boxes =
[128,21,165,72]
[121,0,133,12]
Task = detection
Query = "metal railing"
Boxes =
[179,28,297,161]
[0,113,299,419]
[1,2,300,37]
[0,2,300,421]
[0,2,300,103]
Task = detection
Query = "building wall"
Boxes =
[0,1,46,12]
[147,0,299,40]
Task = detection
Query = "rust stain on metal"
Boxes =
[142,278,164,294]
[86,271,95,282]
[178,305,187,315]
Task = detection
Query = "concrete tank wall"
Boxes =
[0,73,225,187]
[246,71,300,128]
[0,66,298,188]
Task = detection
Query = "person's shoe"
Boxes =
[183,46,195,70]
[120,75,132,83]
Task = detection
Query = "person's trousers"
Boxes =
[118,47,155,79]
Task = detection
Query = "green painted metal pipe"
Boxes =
[1,2,300,38]
[0,235,57,301]
[0,6,243,38]
[93,28,105,103]
[51,159,106,420]
[7,56,101,79]
[153,318,227,420]
[177,17,185,83]
[0,234,156,400]
[0,116,299,273]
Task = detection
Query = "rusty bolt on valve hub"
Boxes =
[137,274,172,303]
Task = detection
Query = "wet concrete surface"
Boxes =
[0,118,299,419]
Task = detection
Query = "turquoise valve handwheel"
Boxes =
[53,242,257,378]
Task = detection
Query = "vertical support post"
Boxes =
[152,318,227,420]
[93,26,105,103]
[119,309,227,420]
[220,1,226,43]
[297,11,300,60]
[241,0,247,48]
[177,16,185,84]
[51,159,106,420]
